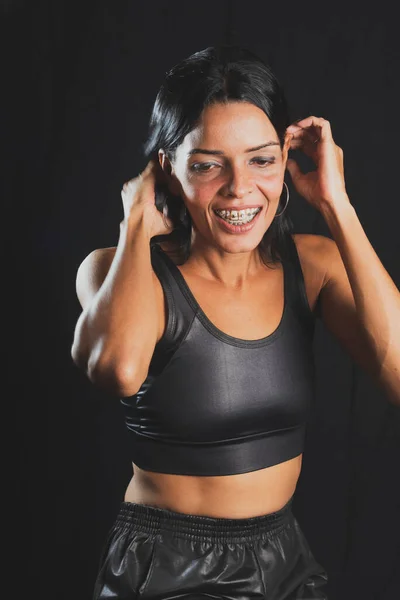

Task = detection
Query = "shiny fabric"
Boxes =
[92,496,328,599]
[120,233,318,476]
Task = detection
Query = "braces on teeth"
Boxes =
[214,207,261,225]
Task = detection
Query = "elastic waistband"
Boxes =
[114,495,294,543]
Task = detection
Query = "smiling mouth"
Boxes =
[213,207,262,225]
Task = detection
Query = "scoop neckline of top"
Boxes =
[153,243,289,348]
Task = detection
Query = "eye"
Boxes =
[251,157,275,167]
[190,162,217,173]
[189,157,276,174]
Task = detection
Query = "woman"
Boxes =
[71,45,400,599]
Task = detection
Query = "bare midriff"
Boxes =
[124,455,303,518]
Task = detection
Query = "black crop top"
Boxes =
[120,233,317,476]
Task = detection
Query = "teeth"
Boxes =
[216,207,260,219]
[215,207,260,225]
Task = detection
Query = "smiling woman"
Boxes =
[144,46,296,268]
[72,45,329,599]
[154,100,293,252]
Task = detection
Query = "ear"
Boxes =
[281,131,293,167]
[158,149,182,196]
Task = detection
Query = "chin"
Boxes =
[214,234,265,254]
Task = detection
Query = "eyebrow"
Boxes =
[187,141,280,156]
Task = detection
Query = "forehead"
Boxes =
[182,102,277,150]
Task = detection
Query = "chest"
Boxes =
[178,263,321,343]
[176,264,285,341]
[155,235,323,344]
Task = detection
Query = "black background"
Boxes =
[6,1,400,598]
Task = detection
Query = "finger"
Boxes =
[287,116,332,143]
[289,128,320,147]
[289,138,314,150]
[287,116,325,131]
[287,124,321,143]
[289,126,318,141]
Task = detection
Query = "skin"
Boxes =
[124,101,322,518]
[160,101,292,287]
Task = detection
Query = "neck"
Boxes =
[185,232,267,289]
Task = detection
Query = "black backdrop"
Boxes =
[7,1,400,599]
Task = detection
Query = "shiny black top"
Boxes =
[120,233,318,476]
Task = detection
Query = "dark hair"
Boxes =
[143,44,294,265]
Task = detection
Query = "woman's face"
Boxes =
[160,101,292,253]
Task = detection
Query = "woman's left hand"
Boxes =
[285,116,350,212]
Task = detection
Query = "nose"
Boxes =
[225,165,253,198]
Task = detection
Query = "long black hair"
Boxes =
[143,44,294,265]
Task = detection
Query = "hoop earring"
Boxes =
[162,201,171,229]
[274,182,290,217]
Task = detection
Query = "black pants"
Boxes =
[92,495,328,599]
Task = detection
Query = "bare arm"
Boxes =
[71,210,161,397]
[71,158,176,396]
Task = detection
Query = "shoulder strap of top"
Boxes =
[150,236,315,362]
[283,233,316,329]
[150,243,196,356]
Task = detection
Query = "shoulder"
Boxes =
[76,246,117,279]
[75,244,164,311]
[75,246,117,310]
[291,233,332,292]
[76,246,117,283]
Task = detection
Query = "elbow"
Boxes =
[87,355,143,397]
[71,341,87,372]
[71,336,145,397]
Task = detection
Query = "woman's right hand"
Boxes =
[121,159,175,237]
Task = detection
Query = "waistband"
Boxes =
[114,495,294,543]
[127,425,306,476]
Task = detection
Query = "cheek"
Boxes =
[181,180,215,208]
[258,177,284,201]
[259,163,286,190]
